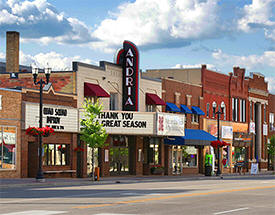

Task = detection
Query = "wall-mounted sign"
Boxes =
[263,124,268,136]
[156,113,185,136]
[115,41,139,111]
[24,103,78,133]
[209,124,217,137]
[233,132,252,147]
[249,122,255,134]
[221,126,233,139]
[80,110,155,135]
[232,123,248,133]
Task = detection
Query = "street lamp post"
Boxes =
[213,102,225,176]
[32,64,51,181]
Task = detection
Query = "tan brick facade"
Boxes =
[0,88,22,178]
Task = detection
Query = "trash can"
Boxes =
[205,165,212,176]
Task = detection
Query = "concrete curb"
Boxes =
[1,172,274,189]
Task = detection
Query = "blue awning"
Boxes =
[180,104,192,114]
[166,102,181,112]
[191,106,205,115]
[164,129,217,146]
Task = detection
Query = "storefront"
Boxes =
[0,88,22,178]
[232,123,251,172]
[204,119,233,173]
[164,128,216,175]
[22,87,78,178]
[79,110,185,177]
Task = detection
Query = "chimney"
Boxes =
[6,31,19,74]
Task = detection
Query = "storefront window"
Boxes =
[147,138,160,164]
[233,147,246,163]
[0,126,16,169]
[146,105,156,112]
[182,146,197,167]
[87,147,99,175]
[43,143,70,166]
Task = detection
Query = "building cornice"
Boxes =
[248,96,268,105]
[248,88,268,97]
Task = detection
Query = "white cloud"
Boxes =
[91,0,222,52]
[0,51,4,60]
[0,0,95,44]
[238,0,275,32]
[212,49,275,70]
[19,51,94,71]
[238,0,275,42]
[266,77,275,94]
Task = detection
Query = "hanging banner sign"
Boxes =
[263,124,268,136]
[24,103,78,132]
[221,126,233,139]
[121,41,139,111]
[156,113,185,136]
[249,122,255,134]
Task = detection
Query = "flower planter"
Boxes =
[26,126,54,137]
[150,166,165,175]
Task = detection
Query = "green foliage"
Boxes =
[268,135,275,157]
[80,98,108,149]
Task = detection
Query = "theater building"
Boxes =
[74,42,184,176]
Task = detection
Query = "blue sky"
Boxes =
[0,0,274,92]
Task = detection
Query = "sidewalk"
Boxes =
[1,171,274,189]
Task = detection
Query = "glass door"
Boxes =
[172,146,183,174]
[109,136,129,175]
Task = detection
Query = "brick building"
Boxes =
[0,88,22,178]
[248,73,269,170]
[268,93,275,170]
[161,78,207,175]
[1,32,185,178]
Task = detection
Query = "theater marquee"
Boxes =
[79,110,155,135]
[24,103,78,133]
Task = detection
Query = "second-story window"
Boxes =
[212,102,216,118]
[192,114,199,123]
[242,99,246,122]
[221,101,226,120]
[250,101,253,121]
[270,113,274,131]
[109,93,118,110]
[206,103,210,118]
[146,105,156,112]
[264,104,266,123]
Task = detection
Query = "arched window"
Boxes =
[206,103,210,118]
[212,102,217,118]
[221,101,226,120]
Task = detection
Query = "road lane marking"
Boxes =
[73,185,275,209]
[0,210,67,215]
[213,207,249,214]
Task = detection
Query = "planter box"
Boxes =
[151,168,164,175]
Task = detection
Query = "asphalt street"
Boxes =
[0,175,275,215]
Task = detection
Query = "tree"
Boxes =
[268,135,275,170]
[80,98,108,180]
